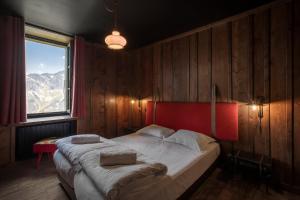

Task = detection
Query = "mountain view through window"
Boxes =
[25,39,67,114]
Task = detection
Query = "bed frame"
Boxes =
[58,158,220,200]
[178,157,220,199]
[57,174,77,200]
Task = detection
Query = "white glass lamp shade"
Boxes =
[105,31,127,50]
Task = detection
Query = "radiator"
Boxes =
[16,120,76,160]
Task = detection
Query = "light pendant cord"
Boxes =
[104,0,118,29]
[113,0,118,29]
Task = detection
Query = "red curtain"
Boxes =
[71,36,87,118]
[0,16,26,125]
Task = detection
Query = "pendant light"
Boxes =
[104,0,127,50]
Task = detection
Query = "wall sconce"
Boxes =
[137,96,142,110]
[109,98,115,103]
[249,96,265,131]
[130,96,142,108]
[251,104,257,111]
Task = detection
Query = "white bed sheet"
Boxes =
[112,133,219,178]
[54,132,220,199]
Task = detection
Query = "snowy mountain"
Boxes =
[26,71,66,114]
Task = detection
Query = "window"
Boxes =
[25,37,71,117]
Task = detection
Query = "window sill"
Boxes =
[17,116,77,127]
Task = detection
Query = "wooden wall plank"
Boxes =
[172,37,190,102]
[141,47,154,100]
[105,53,117,138]
[131,50,143,128]
[77,43,95,133]
[212,24,231,102]
[153,44,163,101]
[253,11,270,156]
[189,34,198,102]
[197,29,211,102]
[162,42,173,101]
[232,17,252,103]
[293,0,300,186]
[232,16,252,152]
[116,95,130,136]
[116,53,130,136]
[141,47,153,126]
[91,58,106,134]
[270,3,293,184]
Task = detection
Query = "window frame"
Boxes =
[25,34,72,118]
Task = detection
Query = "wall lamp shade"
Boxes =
[105,30,127,50]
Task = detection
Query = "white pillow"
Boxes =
[137,124,175,138]
[164,129,216,152]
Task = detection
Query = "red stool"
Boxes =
[33,138,58,169]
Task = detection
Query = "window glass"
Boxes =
[25,39,68,115]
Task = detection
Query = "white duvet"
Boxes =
[79,149,167,200]
[56,135,168,200]
[113,133,203,178]
[55,133,220,200]
[55,136,114,172]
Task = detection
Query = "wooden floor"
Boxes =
[0,160,68,200]
[0,159,299,200]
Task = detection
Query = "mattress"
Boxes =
[54,133,220,199]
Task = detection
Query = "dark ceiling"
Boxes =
[0,0,275,49]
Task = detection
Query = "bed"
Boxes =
[54,102,238,200]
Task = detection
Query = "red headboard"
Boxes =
[145,102,238,141]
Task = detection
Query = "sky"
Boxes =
[25,40,66,75]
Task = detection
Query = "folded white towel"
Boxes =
[71,134,100,144]
[100,148,137,166]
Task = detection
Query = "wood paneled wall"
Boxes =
[77,44,152,138]
[120,0,299,187]
[77,0,299,188]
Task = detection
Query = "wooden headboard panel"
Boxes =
[145,101,238,141]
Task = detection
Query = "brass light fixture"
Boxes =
[248,96,266,157]
[249,96,265,130]
[104,0,127,50]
